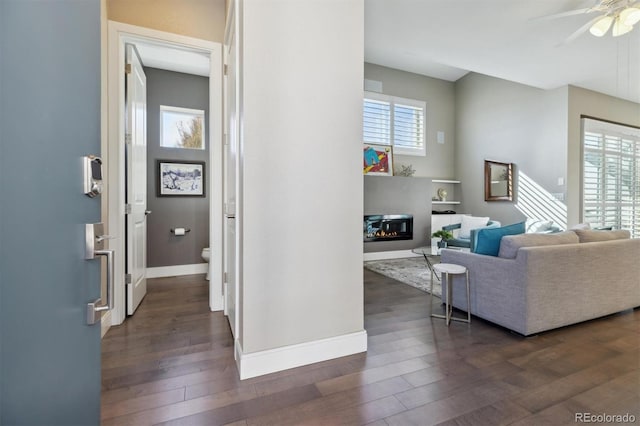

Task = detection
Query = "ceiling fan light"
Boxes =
[612,17,633,36]
[590,15,614,37]
[620,7,640,26]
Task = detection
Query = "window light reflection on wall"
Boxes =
[515,171,568,231]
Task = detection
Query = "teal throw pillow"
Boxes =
[473,221,526,256]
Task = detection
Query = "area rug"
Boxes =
[364,257,441,297]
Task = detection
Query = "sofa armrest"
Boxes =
[440,249,528,333]
[442,223,461,232]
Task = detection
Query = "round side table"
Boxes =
[431,263,470,325]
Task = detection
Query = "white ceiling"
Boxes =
[365,0,640,104]
[135,41,210,77]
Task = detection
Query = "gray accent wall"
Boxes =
[145,67,210,267]
[455,72,569,227]
[364,176,433,253]
[364,63,456,179]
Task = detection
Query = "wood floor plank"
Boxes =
[101,271,639,426]
[308,395,407,426]
[315,356,432,396]
[157,384,322,426]
[385,379,523,426]
[102,385,259,426]
[244,377,413,426]
[101,387,186,420]
[434,400,532,426]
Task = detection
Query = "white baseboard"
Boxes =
[146,263,208,278]
[235,330,367,380]
[101,310,112,338]
[363,250,420,261]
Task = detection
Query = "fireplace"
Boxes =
[364,214,413,242]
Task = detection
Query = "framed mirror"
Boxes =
[484,160,513,201]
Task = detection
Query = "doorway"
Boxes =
[105,21,224,327]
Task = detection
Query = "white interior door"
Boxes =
[126,43,148,315]
[224,17,238,338]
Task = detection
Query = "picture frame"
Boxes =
[157,160,205,197]
[363,144,394,176]
[484,160,513,201]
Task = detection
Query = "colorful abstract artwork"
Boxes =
[363,144,393,176]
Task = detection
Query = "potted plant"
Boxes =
[431,229,453,249]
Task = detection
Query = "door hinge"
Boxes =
[125,204,132,215]
[125,63,132,74]
[125,274,132,284]
[125,133,132,144]
[223,64,228,76]
[223,272,228,283]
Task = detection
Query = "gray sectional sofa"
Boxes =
[441,230,640,336]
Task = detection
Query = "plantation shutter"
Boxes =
[363,97,391,145]
[393,102,425,154]
[582,118,640,238]
[363,92,426,156]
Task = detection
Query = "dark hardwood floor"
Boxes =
[101,270,640,425]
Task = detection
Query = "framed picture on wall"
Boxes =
[157,160,205,197]
[363,144,394,176]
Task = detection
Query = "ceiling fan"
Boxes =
[537,0,640,43]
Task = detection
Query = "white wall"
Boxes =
[455,73,569,226]
[240,0,365,356]
[364,63,456,179]
[566,86,640,226]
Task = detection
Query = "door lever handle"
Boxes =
[87,249,114,325]
[145,210,152,215]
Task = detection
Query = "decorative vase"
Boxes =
[437,240,447,249]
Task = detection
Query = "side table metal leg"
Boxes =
[446,272,452,326]
[466,270,471,323]
[429,270,434,316]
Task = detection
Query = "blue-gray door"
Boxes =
[0,1,102,425]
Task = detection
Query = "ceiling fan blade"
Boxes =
[531,7,594,22]
[558,14,606,46]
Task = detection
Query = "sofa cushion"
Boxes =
[498,231,579,259]
[473,221,526,256]
[573,229,630,243]
[570,222,591,230]
[459,216,489,239]
[526,220,563,234]
[527,220,553,233]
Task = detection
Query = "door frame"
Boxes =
[106,21,224,325]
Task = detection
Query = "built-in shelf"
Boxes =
[432,179,461,205]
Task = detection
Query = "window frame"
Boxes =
[160,105,206,150]
[363,91,426,157]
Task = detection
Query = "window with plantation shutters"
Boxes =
[363,92,426,156]
[582,118,640,238]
